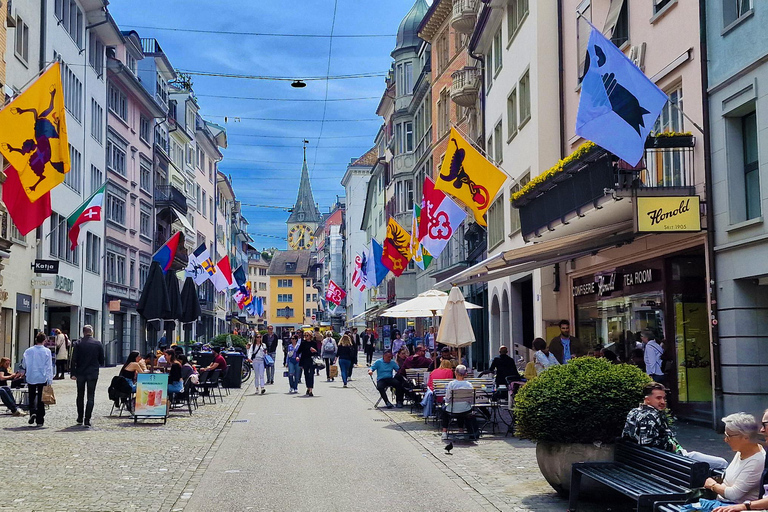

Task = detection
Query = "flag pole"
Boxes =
[451,124,518,182]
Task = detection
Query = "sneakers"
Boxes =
[83,421,92,428]
[395,402,404,408]
[260,388,266,395]
[385,402,394,409]
[11,409,24,417]
[76,417,83,425]
[28,414,36,425]
[343,384,347,388]
[441,432,448,441]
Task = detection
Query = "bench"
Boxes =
[569,439,709,512]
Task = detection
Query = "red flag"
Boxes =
[381,238,409,277]
[216,256,237,289]
[325,279,346,305]
[2,165,51,236]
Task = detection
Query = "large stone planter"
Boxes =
[536,441,616,497]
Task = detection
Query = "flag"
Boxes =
[255,296,265,317]
[325,280,346,306]
[0,63,70,202]
[232,266,252,309]
[1,165,51,236]
[382,218,411,277]
[410,203,432,270]
[152,232,181,273]
[210,256,235,292]
[575,24,668,166]
[435,127,506,226]
[420,177,467,258]
[233,266,247,287]
[184,243,216,286]
[361,239,389,288]
[218,256,238,289]
[351,254,366,292]
[67,183,106,249]
[243,283,257,314]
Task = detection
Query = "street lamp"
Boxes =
[291,80,306,88]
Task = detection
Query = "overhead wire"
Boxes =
[178,69,384,82]
[196,94,379,102]
[311,0,339,179]
[123,24,395,39]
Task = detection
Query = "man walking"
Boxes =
[21,333,54,427]
[264,325,279,384]
[350,327,360,379]
[69,325,104,427]
[362,328,375,366]
[641,330,665,383]
[548,320,585,364]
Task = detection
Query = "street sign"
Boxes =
[33,259,59,274]
[31,277,54,289]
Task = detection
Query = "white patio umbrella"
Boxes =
[380,289,481,318]
[436,287,476,353]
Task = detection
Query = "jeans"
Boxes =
[28,383,46,425]
[0,386,18,413]
[338,359,352,385]
[302,364,315,390]
[76,377,98,423]
[376,377,404,405]
[324,357,335,379]
[55,360,67,378]
[266,353,276,383]
[287,359,300,390]
[168,381,183,394]
[252,359,266,389]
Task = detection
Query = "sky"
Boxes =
[108,0,421,250]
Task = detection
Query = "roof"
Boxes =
[417,0,452,42]
[267,250,313,276]
[286,152,322,225]
[351,147,378,167]
[394,0,429,54]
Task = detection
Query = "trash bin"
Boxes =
[195,352,214,369]
[222,352,243,388]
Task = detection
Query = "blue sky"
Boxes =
[108,0,420,250]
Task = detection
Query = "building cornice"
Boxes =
[418,0,452,43]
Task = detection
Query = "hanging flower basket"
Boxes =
[645,132,694,149]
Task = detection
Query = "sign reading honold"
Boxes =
[636,196,701,232]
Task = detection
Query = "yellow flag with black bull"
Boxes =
[435,127,506,227]
[0,63,70,202]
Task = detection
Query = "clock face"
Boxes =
[288,224,314,250]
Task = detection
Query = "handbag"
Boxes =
[312,356,325,369]
[329,365,339,378]
[42,384,56,405]
[264,354,275,367]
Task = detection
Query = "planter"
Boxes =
[535,441,617,497]
[645,135,695,149]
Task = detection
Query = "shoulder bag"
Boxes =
[42,384,56,405]
[312,356,325,370]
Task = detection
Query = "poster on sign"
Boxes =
[134,373,169,423]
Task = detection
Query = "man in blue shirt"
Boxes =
[368,350,405,408]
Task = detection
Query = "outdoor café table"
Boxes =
[472,384,513,435]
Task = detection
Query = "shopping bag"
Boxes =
[264,354,275,367]
[42,385,56,405]
[329,365,339,378]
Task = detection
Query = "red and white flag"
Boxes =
[351,254,366,292]
[211,255,237,292]
[325,279,346,306]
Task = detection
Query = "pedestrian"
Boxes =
[321,330,338,382]
[0,358,25,416]
[532,338,559,375]
[286,334,301,393]
[263,325,279,385]
[69,325,105,428]
[297,330,318,396]
[392,332,405,356]
[313,327,324,376]
[424,326,436,354]
[641,330,665,383]
[548,319,586,364]
[281,329,291,367]
[21,332,54,427]
[53,328,69,380]
[350,327,360,379]
[337,335,355,388]
[248,334,267,394]
[363,327,375,366]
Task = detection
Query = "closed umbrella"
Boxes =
[437,287,476,364]
[138,261,171,351]
[179,276,201,351]
[164,271,183,344]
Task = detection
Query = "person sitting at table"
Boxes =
[480,346,523,385]
[429,347,455,371]
[395,346,409,368]
[396,344,432,379]
[202,346,228,374]
[166,350,183,395]
[441,364,475,441]
[178,355,197,383]
[368,350,405,409]
[427,358,455,391]
[0,357,25,416]
[532,338,559,375]
[120,351,147,392]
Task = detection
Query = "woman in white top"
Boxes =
[704,413,765,504]
[248,334,267,395]
[532,338,559,375]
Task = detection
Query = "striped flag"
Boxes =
[351,254,366,292]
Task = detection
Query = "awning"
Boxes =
[434,221,635,289]
[171,207,194,232]
[349,305,378,323]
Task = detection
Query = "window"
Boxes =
[85,232,100,273]
[486,49,494,90]
[286,262,296,272]
[305,279,311,287]
[507,0,529,42]
[90,99,103,144]
[649,87,686,187]
[64,145,81,193]
[723,0,752,27]
[519,70,531,125]
[139,203,151,238]
[494,121,503,163]
[106,137,127,176]
[208,161,214,182]
[49,212,79,265]
[277,279,293,288]
[743,111,760,220]
[129,258,136,288]
[259,268,267,276]
[90,165,103,196]
[437,30,449,73]
[653,0,673,14]
[259,282,267,291]
[507,88,518,139]
[108,85,127,121]
[277,307,294,318]
[312,294,317,302]
[306,309,311,317]
[404,122,413,152]
[197,146,204,169]
[139,255,150,288]
[126,54,137,75]
[140,116,151,144]
[202,191,207,218]
[493,28,503,75]
[140,160,152,192]
[54,0,84,48]
[509,173,530,234]
[195,184,201,209]
[306,294,311,302]
[60,61,83,122]
[487,196,504,249]
[607,0,629,47]
[278,294,293,303]
[106,192,126,226]
[88,34,104,76]
[577,1,592,82]
[106,247,126,285]
[186,145,194,166]
[438,89,450,135]
[14,16,29,63]
[487,133,494,163]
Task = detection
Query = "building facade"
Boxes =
[247,248,269,329]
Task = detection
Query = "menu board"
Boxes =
[135,373,169,418]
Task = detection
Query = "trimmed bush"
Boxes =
[210,334,249,350]
[514,358,651,444]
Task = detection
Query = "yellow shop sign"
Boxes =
[636,196,701,232]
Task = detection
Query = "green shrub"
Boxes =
[514,358,651,444]
[210,334,248,349]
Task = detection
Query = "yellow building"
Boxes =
[267,251,315,330]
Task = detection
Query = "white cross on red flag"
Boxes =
[325,279,346,306]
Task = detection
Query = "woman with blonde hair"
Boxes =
[336,335,355,387]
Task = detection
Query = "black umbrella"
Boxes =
[180,277,202,350]
[164,271,183,339]
[138,261,171,350]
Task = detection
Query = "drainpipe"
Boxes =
[698,0,723,429]
[557,0,566,159]
[468,0,490,147]
[39,0,46,71]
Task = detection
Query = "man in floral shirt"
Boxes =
[622,382,680,452]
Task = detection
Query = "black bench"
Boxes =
[568,439,709,512]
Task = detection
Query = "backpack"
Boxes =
[323,339,336,354]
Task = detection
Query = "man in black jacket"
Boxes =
[263,326,280,384]
[70,325,105,427]
[479,346,522,386]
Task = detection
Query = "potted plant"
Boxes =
[645,131,695,149]
[514,357,651,496]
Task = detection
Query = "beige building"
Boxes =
[247,249,269,328]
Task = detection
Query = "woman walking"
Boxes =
[297,330,317,396]
[286,334,301,393]
[321,331,338,382]
[248,334,267,394]
[54,329,68,379]
[21,333,54,427]
[336,335,355,388]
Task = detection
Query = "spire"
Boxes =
[287,143,322,225]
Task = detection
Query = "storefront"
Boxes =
[572,248,711,421]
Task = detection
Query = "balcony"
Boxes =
[512,137,697,240]
[154,185,188,214]
[450,67,481,107]
[451,0,478,34]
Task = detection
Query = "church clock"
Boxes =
[288,224,314,250]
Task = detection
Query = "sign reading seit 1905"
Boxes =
[636,196,701,233]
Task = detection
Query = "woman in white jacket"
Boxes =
[248,334,267,395]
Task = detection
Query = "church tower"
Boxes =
[286,144,322,250]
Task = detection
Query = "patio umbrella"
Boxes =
[437,286,476,353]
[164,271,183,343]
[381,289,481,318]
[138,261,171,350]
[179,276,201,350]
